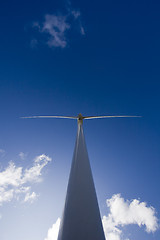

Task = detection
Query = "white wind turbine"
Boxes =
[21,113,141,125]
[22,113,141,240]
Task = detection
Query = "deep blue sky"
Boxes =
[0,1,160,240]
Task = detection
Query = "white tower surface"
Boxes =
[58,122,105,240]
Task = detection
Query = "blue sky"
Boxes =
[0,0,160,239]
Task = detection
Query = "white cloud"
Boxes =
[44,194,158,240]
[71,10,81,19]
[0,154,51,206]
[19,152,27,160]
[71,10,85,35]
[0,188,14,205]
[44,218,61,240]
[80,25,85,35]
[42,14,70,48]
[0,149,5,156]
[102,194,159,240]
[32,6,84,48]
[24,191,37,203]
[0,162,22,187]
[22,154,51,183]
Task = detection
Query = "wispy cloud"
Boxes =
[44,194,158,240]
[0,149,5,157]
[40,14,70,48]
[24,191,37,203]
[19,152,27,160]
[0,154,51,206]
[32,6,85,48]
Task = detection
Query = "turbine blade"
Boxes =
[84,115,142,119]
[21,115,77,119]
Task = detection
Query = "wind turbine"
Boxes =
[22,113,141,240]
[22,113,141,124]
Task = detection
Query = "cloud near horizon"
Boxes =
[44,218,61,240]
[0,154,51,206]
[32,7,85,48]
[102,194,158,240]
[44,194,159,240]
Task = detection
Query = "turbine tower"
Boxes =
[22,113,141,240]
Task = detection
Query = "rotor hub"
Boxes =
[78,113,84,125]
